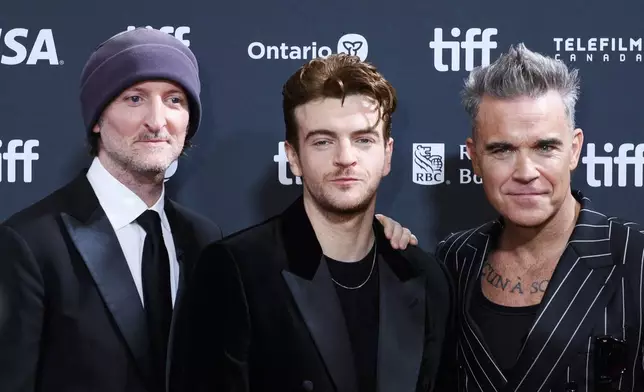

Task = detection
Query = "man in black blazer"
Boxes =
[435,44,644,391]
[170,54,453,392]
[0,28,222,392]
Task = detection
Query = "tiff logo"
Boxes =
[581,143,644,187]
[274,141,301,185]
[0,139,39,183]
[429,27,498,72]
[126,26,191,47]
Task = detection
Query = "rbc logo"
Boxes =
[126,26,191,47]
[0,139,39,183]
[274,142,301,185]
[412,143,445,185]
[337,33,369,61]
[429,27,498,72]
[581,143,644,187]
[0,28,59,65]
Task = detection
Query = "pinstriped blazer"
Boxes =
[435,191,644,392]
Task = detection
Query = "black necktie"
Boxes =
[137,209,172,391]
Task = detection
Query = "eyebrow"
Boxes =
[484,137,563,151]
[122,87,186,96]
[304,128,381,141]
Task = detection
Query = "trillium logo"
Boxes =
[336,33,369,61]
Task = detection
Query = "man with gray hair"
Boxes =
[435,43,644,391]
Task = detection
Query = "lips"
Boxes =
[507,191,547,196]
[331,178,359,183]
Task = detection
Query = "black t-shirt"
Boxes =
[470,278,539,372]
[325,244,379,392]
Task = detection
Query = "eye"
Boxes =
[126,95,142,103]
[169,96,184,105]
[356,138,374,144]
[539,144,554,152]
[313,140,330,146]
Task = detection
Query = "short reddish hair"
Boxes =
[282,53,397,150]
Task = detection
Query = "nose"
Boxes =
[512,151,539,183]
[333,140,357,168]
[143,96,167,133]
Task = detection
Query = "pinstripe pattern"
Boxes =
[436,192,644,392]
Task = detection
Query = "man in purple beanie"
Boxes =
[0,28,222,392]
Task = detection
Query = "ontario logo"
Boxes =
[248,33,368,61]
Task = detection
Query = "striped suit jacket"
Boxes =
[435,191,644,392]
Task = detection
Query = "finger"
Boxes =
[379,215,395,239]
[390,224,404,249]
[410,233,418,246]
[396,228,412,249]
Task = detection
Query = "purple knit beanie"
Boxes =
[80,27,201,139]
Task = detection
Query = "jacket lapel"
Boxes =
[163,200,190,388]
[283,261,359,392]
[458,222,509,391]
[504,195,619,392]
[280,197,359,392]
[375,251,426,392]
[59,174,151,382]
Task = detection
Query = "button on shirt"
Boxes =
[86,157,180,307]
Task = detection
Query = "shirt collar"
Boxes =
[86,157,166,231]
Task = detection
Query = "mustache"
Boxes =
[136,132,171,142]
[328,170,362,179]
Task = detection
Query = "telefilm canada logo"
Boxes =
[0,28,60,65]
[429,27,498,72]
[552,36,643,63]
[126,25,191,47]
[248,33,368,61]
[0,139,39,183]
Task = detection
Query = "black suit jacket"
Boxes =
[436,191,644,392]
[170,196,452,392]
[0,173,222,392]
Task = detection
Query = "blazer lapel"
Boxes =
[375,252,426,392]
[458,222,509,391]
[283,261,358,392]
[163,200,190,389]
[59,175,151,382]
[504,196,619,392]
[280,197,359,392]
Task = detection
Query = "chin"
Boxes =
[318,194,375,215]
[503,209,554,228]
[130,158,175,174]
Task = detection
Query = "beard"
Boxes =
[304,178,380,218]
[100,131,181,176]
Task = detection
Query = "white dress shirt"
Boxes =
[86,157,180,307]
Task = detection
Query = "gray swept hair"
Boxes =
[461,43,580,134]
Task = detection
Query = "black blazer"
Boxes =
[436,191,644,392]
[169,196,452,392]
[0,173,222,392]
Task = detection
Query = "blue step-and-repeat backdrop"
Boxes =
[1,0,643,249]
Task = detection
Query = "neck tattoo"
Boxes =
[480,261,549,296]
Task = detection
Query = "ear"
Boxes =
[466,136,482,177]
[92,118,103,134]
[383,137,394,176]
[284,141,302,177]
[569,128,584,170]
